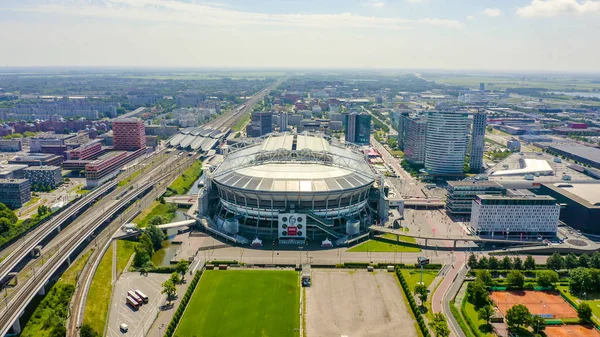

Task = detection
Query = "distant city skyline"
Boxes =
[0,0,599,71]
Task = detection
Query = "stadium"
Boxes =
[199,133,387,244]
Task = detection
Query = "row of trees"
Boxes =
[161,260,190,304]
[546,251,600,270]
[0,202,17,234]
[468,254,537,271]
[133,224,166,268]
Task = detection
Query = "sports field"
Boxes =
[545,325,600,337]
[490,291,577,319]
[175,270,300,337]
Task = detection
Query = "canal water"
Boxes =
[186,173,205,195]
[151,209,188,266]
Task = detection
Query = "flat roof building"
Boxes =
[547,145,600,169]
[113,118,146,151]
[8,153,63,167]
[471,195,559,237]
[0,179,31,209]
[538,183,600,234]
[446,180,506,215]
[24,166,62,189]
[0,164,28,179]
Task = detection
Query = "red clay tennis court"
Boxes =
[490,291,578,319]
[544,325,600,337]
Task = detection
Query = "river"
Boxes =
[151,209,188,266]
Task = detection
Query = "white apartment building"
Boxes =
[470,195,559,237]
[425,111,470,175]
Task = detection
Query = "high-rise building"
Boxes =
[113,118,146,151]
[279,112,289,131]
[471,195,559,237]
[479,83,485,91]
[425,111,470,175]
[345,113,371,145]
[404,116,427,165]
[0,179,31,209]
[469,111,487,173]
[397,112,410,150]
[248,111,273,137]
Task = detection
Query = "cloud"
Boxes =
[481,8,502,17]
[366,0,385,8]
[467,15,476,20]
[0,0,462,29]
[516,0,600,17]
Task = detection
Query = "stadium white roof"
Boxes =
[491,158,553,176]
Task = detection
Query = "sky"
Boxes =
[0,0,599,71]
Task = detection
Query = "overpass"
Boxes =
[404,198,445,208]
[164,195,197,205]
[0,180,156,335]
[0,180,119,286]
[369,226,545,249]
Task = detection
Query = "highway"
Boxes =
[0,180,119,285]
[0,150,197,336]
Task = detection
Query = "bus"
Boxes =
[127,291,143,305]
[126,296,140,310]
[135,290,149,304]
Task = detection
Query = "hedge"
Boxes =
[209,260,238,265]
[163,269,204,337]
[449,299,476,337]
[395,267,431,337]
[461,295,487,337]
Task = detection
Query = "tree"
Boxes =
[546,252,564,270]
[146,224,165,251]
[579,254,590,268]
[578,302,592,322]
[414,283,428,306]
[162,279,177,303]
[176,259,190,281]
[80,324,101,337]
[0,218,10,233]
[133,245,151,267]
[531,315,546,334]
[149,215,167,227]
[591,252,600,269]
[468,254,478,269]
[565,253,579,269]
[570,267,593,294]
[501,256,513,270]
[524,255,536,270]
[169,272,181,285]
[478,256,489,269]
[478,305,495,324]
[139,232,154,255]
[476,270,494,287]
[488,256,499,270]
[537,270,559,287]
[467,280,490,307]
[507,270,525,289]
[430,313,451,337]
[506,304,532,329]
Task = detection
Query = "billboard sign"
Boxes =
[278,213,306,239]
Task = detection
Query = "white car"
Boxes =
[120,323,128,333]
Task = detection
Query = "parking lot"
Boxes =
[305,269,418,337]
[106,272,169,337]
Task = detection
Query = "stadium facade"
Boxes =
[198,133,388,244]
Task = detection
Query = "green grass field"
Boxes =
[232,112,251,132]
[424,74,600,91]
[347,235,421,253]
[132,201,177,228]
[116,240,138,274]
[166,160,202,196]
[175,270,300,337]
[401,269,438,289]
[83,247,113,335]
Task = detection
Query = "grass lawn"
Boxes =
[232,112,251,132]
[401,269,438,289]
[20,250,92,337]
[116,240,138,274]
[117,169,142,187]
[347,235,421,253]
[558,285,600,322]
[132,201,177,228]
[166,160,202,196]
[462,299,495,337]
[175,270,300,337]
[83,246,113,335]
[23,197,41,208]
[390,150,404,158]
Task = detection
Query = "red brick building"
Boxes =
[112,118,145,151]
